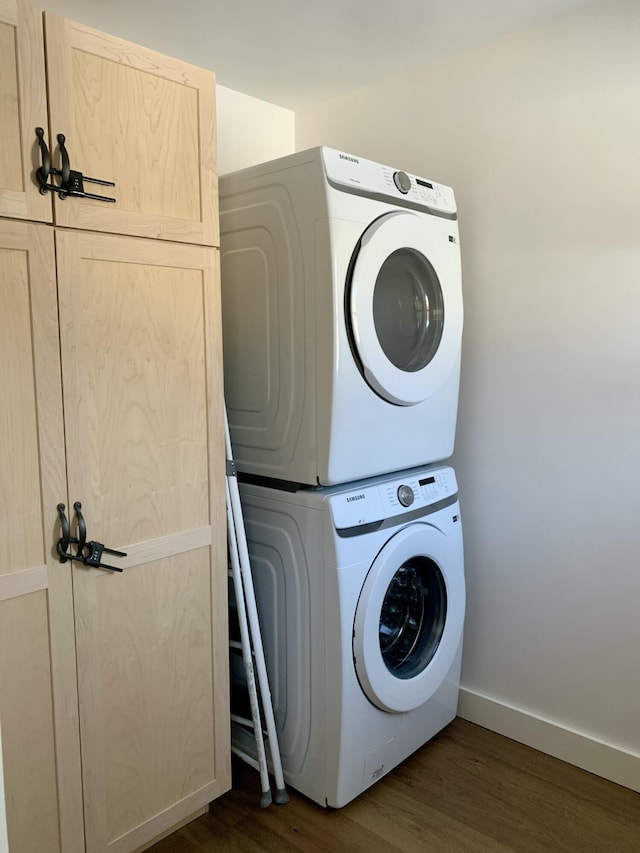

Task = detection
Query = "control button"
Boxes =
[393,171,411,194]
[397,485,415,507]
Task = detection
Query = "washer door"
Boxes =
[348,211,462,406]
[353,523,465,713]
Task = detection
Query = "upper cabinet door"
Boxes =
[0,1,52,222]
[44,13,219,246]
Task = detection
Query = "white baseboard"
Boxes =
[457,687,640,793]
[0,721,9,853]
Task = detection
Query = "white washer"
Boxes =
[236,464,465,808]
[220,147,463,486]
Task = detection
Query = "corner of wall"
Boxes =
[216,85,295,175]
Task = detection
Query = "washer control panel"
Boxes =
[330,466,457,530]
[322,147,456,215]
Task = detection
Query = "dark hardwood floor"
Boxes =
[148,719,640,852]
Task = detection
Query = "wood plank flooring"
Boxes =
[147,719,640,852]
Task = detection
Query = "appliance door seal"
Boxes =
[347,211,462,406]
[353,521,465,713]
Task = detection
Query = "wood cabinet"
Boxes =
[58,232,229,852]
[0,1,218,244]
[0,219,81,853]
[45,14,219,245]
[0,1,51,222]
[1,4,230,852]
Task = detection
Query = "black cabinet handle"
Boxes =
[57,503,70,557]
[56,502,126,572]
[57,133,71,196]
[33,128,116,203]
[73,500,87,554]
[35,127,51,194]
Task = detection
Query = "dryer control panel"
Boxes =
[322,147,456,215]
[330,466,457,530]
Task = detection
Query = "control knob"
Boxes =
[397,484,415,507]
[393,170,411,194]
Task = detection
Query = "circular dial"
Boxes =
[397,484,415,507]
[393,171,411,194]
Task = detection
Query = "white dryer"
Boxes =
[220,147,463,486]
[235,464,465,808]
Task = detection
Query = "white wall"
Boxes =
[297,0,640,789]
[216,85,294,174]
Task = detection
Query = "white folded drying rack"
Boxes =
[225,410,289,807]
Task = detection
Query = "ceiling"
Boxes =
[44,0,601,110]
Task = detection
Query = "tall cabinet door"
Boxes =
[45,14,218,246]
[0,221,83,853]
[0,1,52,222]
[56,231,230,853]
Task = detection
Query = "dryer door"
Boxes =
[348,211,462,406]
[353,522,465,713]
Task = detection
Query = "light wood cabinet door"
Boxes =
[56,230,230,853]
[44,14,218,246]
[0,0,52,222]
[0,220,83,853]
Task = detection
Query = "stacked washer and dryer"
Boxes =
[220,147,465,808]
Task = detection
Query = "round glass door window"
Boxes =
[372,248,444,374]
[379,557,447,679]
[348,211,462,406]
[353,523,464,712]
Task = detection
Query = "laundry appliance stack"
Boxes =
[220,147,465,808]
